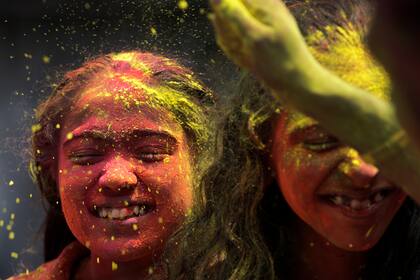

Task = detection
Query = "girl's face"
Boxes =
[57,81,193,263]
[270,110,406,251]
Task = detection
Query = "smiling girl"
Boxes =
[168,1,420,279]
[10,51,215,279]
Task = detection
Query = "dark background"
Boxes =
[0,0,234,278]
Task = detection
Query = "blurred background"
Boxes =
[0,0,234,277]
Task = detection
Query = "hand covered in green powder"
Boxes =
[209,0,315,93]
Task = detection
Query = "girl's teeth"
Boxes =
[99,209,107,218]
[350,199,361,209]
[331,196,344,205]
[374,192,384,202]
[97,205,149,220]
[119,208,128,219]
[328,189,391,210]
[111,209,120,219]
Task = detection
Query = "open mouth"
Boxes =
[94,203,155,220]
[319,187,396,212]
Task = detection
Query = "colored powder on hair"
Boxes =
[306,24,390,101]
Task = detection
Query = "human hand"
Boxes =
[209,0,314,92]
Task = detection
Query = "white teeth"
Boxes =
[119,208,128,219]
[99,208,107,218]
[331,196,344,205]
[374,192,384,202]
[350,199,361,209]
[97,205,149,220]
[327,189,390,211]
[111,209,120,219]
[139,206,146,215]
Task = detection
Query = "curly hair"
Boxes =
[29,51,216,261]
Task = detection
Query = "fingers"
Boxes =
[209,0,269,70]
[241,0,289,26]
[209,12,253,69]
[209,0,266,37]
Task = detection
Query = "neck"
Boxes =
[75,254,164,280]
[289,219,367,280]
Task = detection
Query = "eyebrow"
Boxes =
[63,129,177,146]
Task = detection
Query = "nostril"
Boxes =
[98,169,138,195]
[101,183,135,196]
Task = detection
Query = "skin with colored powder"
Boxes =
[209,0,420,203]
[9,51,215,279]
[165,1,420,279]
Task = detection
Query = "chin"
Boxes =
[328,233,384,252]
[89,237,163,263]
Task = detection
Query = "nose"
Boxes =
[338,149,379,189]
[98,156,138,195]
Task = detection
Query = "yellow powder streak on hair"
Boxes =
[306,24,390,101]
[113,76,210,150]
[111,53,152,75]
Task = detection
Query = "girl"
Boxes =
[168,1,420,279]
[209,0,420,202]
[10,51,215,279]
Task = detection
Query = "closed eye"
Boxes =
[136,147,172,163]
[138,152,169,163]
[69,150,104,165]
[303,136,340,152]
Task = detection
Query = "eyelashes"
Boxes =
[69,150,104,165]
[137,152,169,163]
[68,147,172,165]
[303,135,340,152]
[134,145,173,163]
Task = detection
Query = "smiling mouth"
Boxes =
[95,204,155,220]
[319,187,396,211]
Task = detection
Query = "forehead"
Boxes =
[62,77,183,136]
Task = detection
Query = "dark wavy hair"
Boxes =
[29,51,216,262]
[165,1,420,279]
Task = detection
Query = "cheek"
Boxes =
[141,153,193,213]
[58,165,101,227]
[274,149,341,214]
[59,165,98,196]
[274,150,317,201]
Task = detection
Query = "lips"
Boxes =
[317,187,398,218]
[96,204,154,220]
[89,200,156,220]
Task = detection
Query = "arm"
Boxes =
[209,0,420,202]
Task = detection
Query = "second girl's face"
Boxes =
[57,81,193,262]
[270,110,406,251]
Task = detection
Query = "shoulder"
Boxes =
[8,242,88,280]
